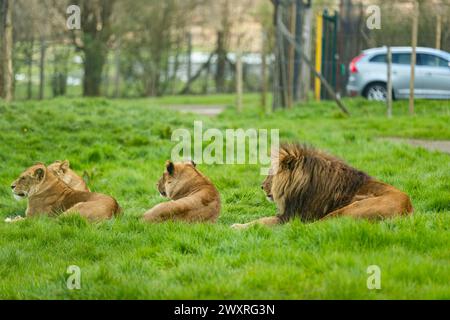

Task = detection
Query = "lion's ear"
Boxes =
[279,154,297,170]
[60,160,70,172]
[34,167,46,181]
[165,160,175,175]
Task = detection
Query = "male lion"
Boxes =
[232,143,413,229]
[10,163,120,221]
[143,160,220,223]
[47,160,90,192]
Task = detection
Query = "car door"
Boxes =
[416,53,450,99]
[391,52,414,99]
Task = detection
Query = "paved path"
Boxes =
[165,105,226,116]
[383,137,450,154]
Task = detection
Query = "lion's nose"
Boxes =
[11,184,15,190]
[261,185,264,190]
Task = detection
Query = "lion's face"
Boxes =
[157,171,169,197]
[261,171,274,202]
[156,160,197,199]
[11,164,46,200]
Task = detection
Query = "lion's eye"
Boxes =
[20,177,25,181]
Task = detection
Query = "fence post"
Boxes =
[236,50,243,113]
[314,13,323,101]
[287,1,296,108]
[387,46,392,118]
[261,31,268,111]
[435,13,441,50]
[409,0,418,115]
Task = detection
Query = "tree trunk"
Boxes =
[215,31,227,93]
[39,38,46,100]
[286,1,296,108]
[113,46,121,98]
[26,38,34,99]
[3,0,14,102]
[299,5,312,101]
[180,51,214,95]
[261,31,267,111]
[187,31,192,81]
[102,55,110,97]
[75,0,116,97]
[170,47,180,95]
[202,63,210,94]
[52,49,69,97]
[0,0,4,97]
[83,39,107,96]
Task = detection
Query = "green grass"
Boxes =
[0,95,449,299]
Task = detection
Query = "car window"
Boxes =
[370,54,386,63]
[392,53,411,65]
[418,54,449,67]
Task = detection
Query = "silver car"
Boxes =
[346,47,450,101]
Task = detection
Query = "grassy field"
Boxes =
[0,95,449,299]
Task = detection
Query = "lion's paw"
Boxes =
[231,223,249,230]
[4,216,25,223]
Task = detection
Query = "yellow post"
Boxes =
[314,13,323,101]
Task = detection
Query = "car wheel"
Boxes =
[364,83,387,101]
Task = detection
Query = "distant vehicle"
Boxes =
[346,47,450,101]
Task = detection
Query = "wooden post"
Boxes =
[436,13,441,50]
[409,0,418,115]
[314,13,323,101]
[3,0,14,102]
[39,38,46,100]
[0,1,3,98]
[279,28,289,108]
[299,4,313,101]
[287,1,296,108]
[387,46,392,118]
[236,49,243,113]
[261,31,267,112]
[187,31,192,81]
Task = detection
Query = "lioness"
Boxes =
[143,160,220,223]
[10,163,120,221]
[232,143,413,229]
[48,160,90,192]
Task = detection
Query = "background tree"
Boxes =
[0,0,3,97]
[1,0,14,101]
[253,1,276,109]
[197,0,260,94]
[12,0,66,99]
[68,0,116,96]
[114,0,199,97]
[13,0,41,99]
